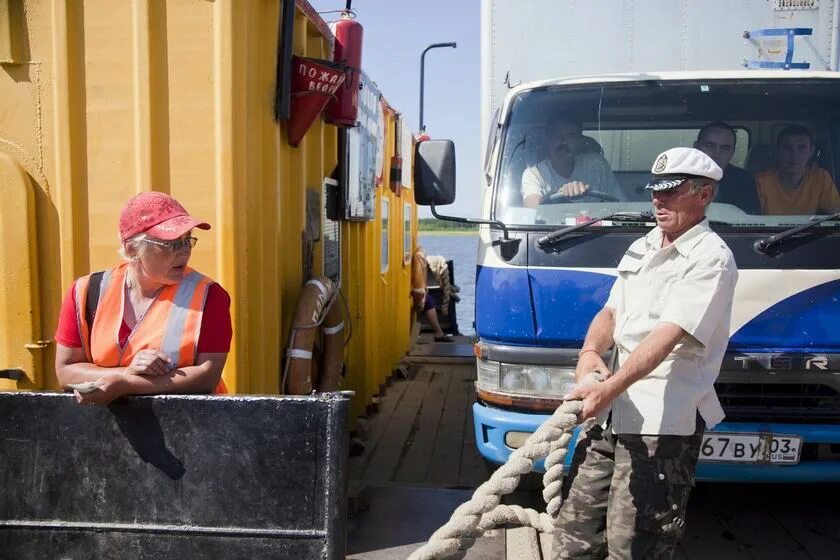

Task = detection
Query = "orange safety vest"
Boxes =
[74,263,227,393]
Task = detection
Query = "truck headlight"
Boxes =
[476,359,577,398]
[476,358,500,389]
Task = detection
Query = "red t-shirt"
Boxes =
[55,279,232,354]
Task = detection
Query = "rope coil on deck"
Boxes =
[407,373,602,560]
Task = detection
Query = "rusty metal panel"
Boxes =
[0,391,350,559]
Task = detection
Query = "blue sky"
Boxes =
[308,0,481,217]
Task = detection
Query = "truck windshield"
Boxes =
[493,79,840,229]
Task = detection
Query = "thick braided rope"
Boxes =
[407,372,601,560]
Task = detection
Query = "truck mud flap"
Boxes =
[0,392,350,559]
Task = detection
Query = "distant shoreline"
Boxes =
[418,230,479,236]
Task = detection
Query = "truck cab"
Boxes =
[471,71,840,481]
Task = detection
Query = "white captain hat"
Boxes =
[645,147,723,191]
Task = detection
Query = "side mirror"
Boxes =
[414,139,456,205]
[413,138,520,260]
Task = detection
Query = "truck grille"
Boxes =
[716,382,840,423]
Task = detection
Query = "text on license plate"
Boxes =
[699,432,802,464]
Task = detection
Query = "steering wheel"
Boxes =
[540,189,619,204]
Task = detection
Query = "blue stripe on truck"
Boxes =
[476,265,840,350]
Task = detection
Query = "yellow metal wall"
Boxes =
[0,0,417,415]
[341,104,418,421]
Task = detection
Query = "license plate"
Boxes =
[699,432,802,465]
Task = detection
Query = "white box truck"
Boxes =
[442,0,840,482]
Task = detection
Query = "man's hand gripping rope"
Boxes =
[407,372,604,560]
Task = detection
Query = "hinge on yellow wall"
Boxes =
[0,368,23,381]
[24,340,51,350]
[0,0,23,65]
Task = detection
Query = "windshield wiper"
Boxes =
[537,211,653,249]
[754,211,840,253]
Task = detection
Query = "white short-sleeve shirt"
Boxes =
[604,218,738,435]
[521,153,626,202]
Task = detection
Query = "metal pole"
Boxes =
[419,42,457,132]
[274,0,296,121]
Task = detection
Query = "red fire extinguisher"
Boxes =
[325,7,363,126]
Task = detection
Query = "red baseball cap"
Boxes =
[119,191,211,242]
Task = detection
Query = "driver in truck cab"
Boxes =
[521,112,625,208]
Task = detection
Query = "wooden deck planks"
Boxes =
[728,484,840,560]
[770,508,840,558]
[679,496,754,559]
[362,369,433,481]
[355,362,489,488]
[349,371,413,480]
[679,483,840,560]
[715,508,813,559]
[349,361,840,560]
[394,368,453,483]
[426,365,476,485]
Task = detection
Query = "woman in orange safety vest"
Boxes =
[54,191,232,405]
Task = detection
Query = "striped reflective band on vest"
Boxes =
[76,263,213,369]
[160,271,210,366]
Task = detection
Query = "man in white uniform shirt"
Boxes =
[521,113,625,208]
[552,148,738,559]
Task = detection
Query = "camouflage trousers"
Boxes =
[552,415,705,560]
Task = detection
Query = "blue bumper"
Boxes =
[472,402,840,482]
[472,402,583,472]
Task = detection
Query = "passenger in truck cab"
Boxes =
[755,124,840,215]
[520,112,625,208]
[54,192,232,405]
[694,121,761,214]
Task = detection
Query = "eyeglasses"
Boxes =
[141,236,198,252]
